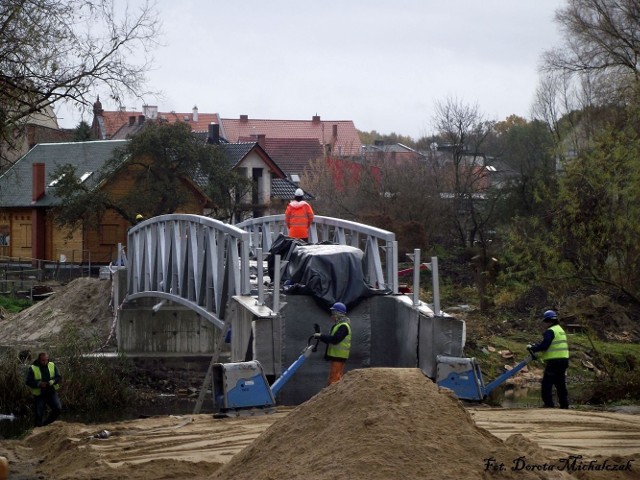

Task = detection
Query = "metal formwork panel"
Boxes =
[267,294,373,406]
[247,293,466,406]
[369,295,420,368]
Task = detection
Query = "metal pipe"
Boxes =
[257,248,264,305]
[273,254,281,313]
[432,256,440,315]
[270,345,314,397]
[412,249,420,306]
[391,241,399,294]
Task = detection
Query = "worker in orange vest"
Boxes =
[285,188,314,242]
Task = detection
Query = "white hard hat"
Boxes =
[295,188,304,197]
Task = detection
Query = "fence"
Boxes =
[0,256,98,295]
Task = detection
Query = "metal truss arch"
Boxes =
[237,215,398,293]
[127,214,250,328]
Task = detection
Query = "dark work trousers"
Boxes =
[541,358,569,408]
[34,390,62,427]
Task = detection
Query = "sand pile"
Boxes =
[211,368,571,480]
[0,277,114,349]
[22,419,223,480]
[4,368,639,479]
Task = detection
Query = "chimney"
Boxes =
[93,97,104,115]
[192,105,199,122]
[240,114,248,122]
[129,116,136,126]
[138,115,145,125]
[312,115,321,123]
[207,123,220,144]
[142,105,158,119]
[32,163,45,202]
[332,124,338,139]
[257,134,266,148]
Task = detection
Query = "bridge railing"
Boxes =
[126,214,250,329]
[236,215,398,293]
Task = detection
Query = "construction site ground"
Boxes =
[0,278,639,479]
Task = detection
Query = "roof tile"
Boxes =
[238,137,324,176]
[221,116,362,156]
[99,110,221,139]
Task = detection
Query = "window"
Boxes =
[0,225,9,246]
[22,224,31,248]
[49,174,65,187]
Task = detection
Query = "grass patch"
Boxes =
[567,331,640,405]
[0,295,32,313]
[465,329,640,405]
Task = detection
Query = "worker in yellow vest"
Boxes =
[528,310,570,409]
[25,352,62,427]
[313,302,351,385]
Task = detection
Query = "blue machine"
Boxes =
[212,335,318,416]
[436,352,535,401]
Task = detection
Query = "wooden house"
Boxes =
[0,130,286,265]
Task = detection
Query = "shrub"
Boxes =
[0,348,33,415]
[51,324,140,414]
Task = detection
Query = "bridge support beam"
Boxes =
[118,302,220,354]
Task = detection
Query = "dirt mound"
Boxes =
[211,368,571,480]
[22,420,218,480]
[0,277,115,350]
[3,382,640,479]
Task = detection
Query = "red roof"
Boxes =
[221,115,362,156]
[238,136,324,176]
[96,108,221,139]
[93,108,363,158]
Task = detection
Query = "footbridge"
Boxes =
[123,213,400,329]
[116,213,465,405]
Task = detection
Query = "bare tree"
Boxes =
[301,156,370,221]
[432,98,502,311]
[0,0,161,163]
[432,97,495,248]
[543,0,640,102]
[535,1,640,166]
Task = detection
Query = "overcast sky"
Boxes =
[57,0,566,140]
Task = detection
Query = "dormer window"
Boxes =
[49,174,64,187]
[49,171,92,187]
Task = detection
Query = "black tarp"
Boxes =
[267,235,388,311]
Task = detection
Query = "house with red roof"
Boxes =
[91,103,361,154]
[221,114,362,157]
[91,103,363,180]
[237,135,324,182]
[90,100,221,140]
